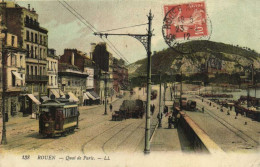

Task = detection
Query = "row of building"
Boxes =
[0,2,128,119]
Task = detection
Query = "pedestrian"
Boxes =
[76,111,80,128]
[235,110,238,116]
[164,106,168,115]
[168,116,172,129]
[157,112,162,126]
[229,105,232,111]
[102,100,105,105]
[109,104,113,112]
[227,110,230,115]
[107,99,109,104]
[202,107,204,113]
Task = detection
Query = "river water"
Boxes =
[216,89,260,100]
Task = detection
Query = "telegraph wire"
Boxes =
[58,0,129,63]
[58,0,131,64]
[106,38,130,64]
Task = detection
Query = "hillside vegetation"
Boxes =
[128,40,260,77]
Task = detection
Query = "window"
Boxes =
[26,31,29,40]
[12,71,16,87]
[35,47,37,59]
[31,32,33,42]
[20,56,23,67]
[26,44,29,57]
[35,34,38,43]
[40,35,42,44]
[35,66,37,76]
[26,65,29,75]
[40,66,42,75]
[11,36,15,46]
[31,46,33,58]
[55,76,57,85]
[31,66,33,75]
[43,67,45,75]
[51,76,53,85]
[40,48,42,59]
[68,81,71,86]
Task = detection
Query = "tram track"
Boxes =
[102,120,145,154]
[81,121,126,154]
[196,103,259,145]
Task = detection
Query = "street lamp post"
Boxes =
[158,73,162,128]
[94,10,153,154]
[104,72,108,115]
[1,27,7,145]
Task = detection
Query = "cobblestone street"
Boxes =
[0,87,161,155]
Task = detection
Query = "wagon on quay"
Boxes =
[112,99,145,121]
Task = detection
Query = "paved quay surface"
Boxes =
[169,83,260,153]
[150,86,191,152]
[0,86,175,155]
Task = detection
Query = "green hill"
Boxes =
[128,40,260,77]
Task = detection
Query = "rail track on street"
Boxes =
[81,120,127,154]
[102,120,145,154]
[196,103,259,146]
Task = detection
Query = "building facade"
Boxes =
[47,48,61,99]
[1,32,26,118]
[113,58,128,94]
[59,49,89,105]
[1,2,48,115]
[92,42,114,101]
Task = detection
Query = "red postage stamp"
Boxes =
[163,1,208,40]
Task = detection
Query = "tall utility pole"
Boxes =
[158,73,162,128]
[163,82,166,107]
[104,72,108,115]
[94,10,153,154]
[180,71,183,110]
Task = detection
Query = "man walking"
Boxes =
[110,104,113,112]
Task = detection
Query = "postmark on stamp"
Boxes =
[162,1,211,54]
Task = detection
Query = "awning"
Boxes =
[83,93,89,100]
[68,92,79,102]
[58,89,65,96]
[12,71,23,80]
[86,91,96,100]
[27,94,41,105]
[41,96,50,102]
[50,89,60,98]
[90,91,100,99]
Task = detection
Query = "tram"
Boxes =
[39,98,79,137]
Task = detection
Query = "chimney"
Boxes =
[28,4,30,11]
[71,52,74,65]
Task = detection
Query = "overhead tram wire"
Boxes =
[59,0,131,64]
[60,1,130,64]
[98,23,148,33]
[58,0,127,62]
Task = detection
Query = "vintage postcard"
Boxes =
[0,0,259,166]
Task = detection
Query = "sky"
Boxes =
[15,0,260,64]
